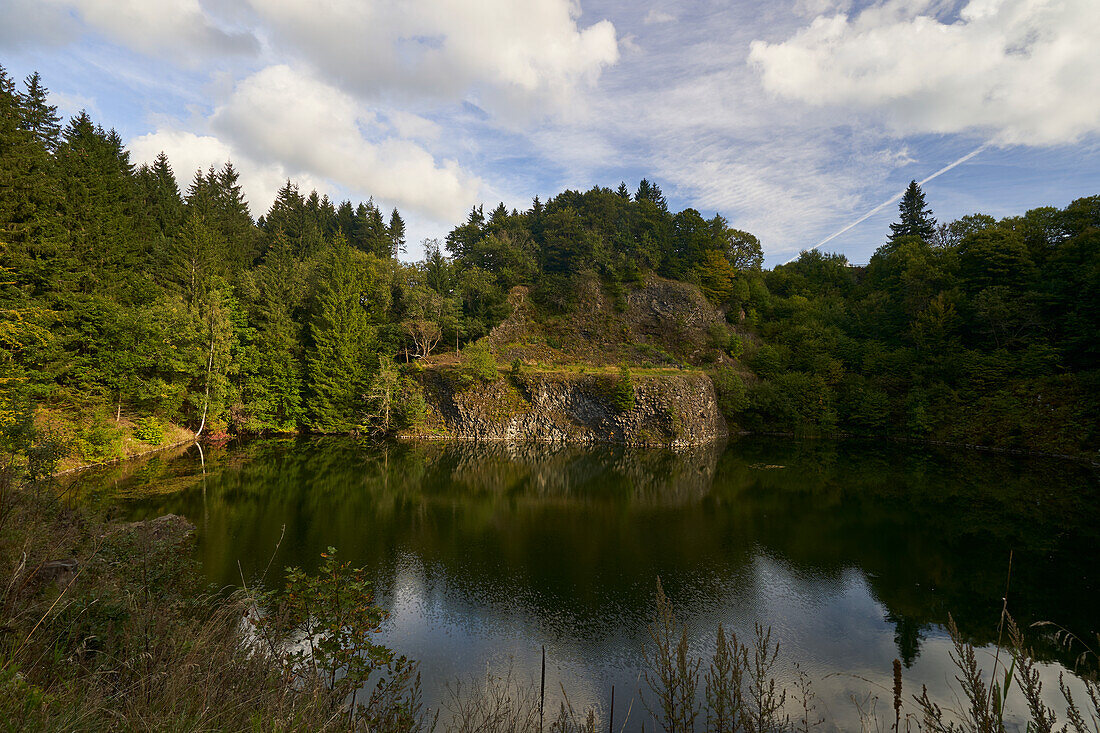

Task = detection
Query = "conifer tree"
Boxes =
[166,213,218,305]
[336,200,355,238]
[616,182,631,200]
[139,152,184,238]
[890,180,937,242]
[18,72,61,152]
[307,239,378,432]
[239,234,304,431]
[387,208,406,257]
[0,66,65,293]
[635,178,667,211]
[214,162,256,269]
[56,112,140,276]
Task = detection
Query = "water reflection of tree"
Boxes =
[85,435,1099,670]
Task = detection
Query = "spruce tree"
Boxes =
[0,66,65,294]
[890,180,937,242]
[18,72,61,152]
[141,152,184,238]
[56,112,141,277]
[307,238,377,432]
[387,208,406,257]
[616,182,631,200]
[214,161,256,269]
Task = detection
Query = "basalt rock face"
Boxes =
[410,370,727,447]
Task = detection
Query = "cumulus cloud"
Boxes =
[209,65,481,222]
[126,129,314,216]
[127,66,483,224]
[748,0,1100,145]
[39,0,257,61]
[246,0,618,114]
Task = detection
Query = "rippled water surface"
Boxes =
[69,437,1100,730]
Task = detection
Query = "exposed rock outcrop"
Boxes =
[408,370,727,447]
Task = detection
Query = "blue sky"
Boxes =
[2,0,1098,266]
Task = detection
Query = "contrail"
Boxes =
[783,144,989,265]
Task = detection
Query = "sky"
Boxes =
[2,0,1098,266]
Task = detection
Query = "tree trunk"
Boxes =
[195,328,215,437]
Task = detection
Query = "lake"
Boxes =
[66,436,1100,730]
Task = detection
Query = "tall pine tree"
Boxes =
[387,208,406,257]
[890,180,937,242]
[18,72,61,152]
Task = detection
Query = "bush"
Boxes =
[707,323,730,350]
[255,548,426,730]
[73,423,123,462]
[133,416,165,445]
[395,380,428,428]
[635,344,681,368]
[727,333,744,359]
[460,341,498,383]
[712,367,749,419]
[610,366,635,412]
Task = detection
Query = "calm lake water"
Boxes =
[68,436,1100,730]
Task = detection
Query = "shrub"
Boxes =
[133,416,164,445]
[26,427,67,482]
[460,341,498,383]
[73,423,123,462]
[395,380,428,428]
[610,365,635,412]
[255,548,426,729]
[712,367,749,419]
[727,333,744,359]
[708,323,730,350]
[635,344,681,368]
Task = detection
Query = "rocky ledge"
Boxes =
[407,370,727,447]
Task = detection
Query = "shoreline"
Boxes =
[51,425,1098,480]
[52,436,197,477]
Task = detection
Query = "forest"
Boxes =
[2,67,1098,463]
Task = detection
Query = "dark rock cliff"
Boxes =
[406,370,727,447]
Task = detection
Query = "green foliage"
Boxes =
[1,66,1096,455]
[459,341,498,383]
[394,378,428,429]
[890,180,936,242]
[742,191,1100,455]
[610,365,635,412]
[256,548,425,730]
[712,367,749,420]
[133,416,164,444]
[72,421,123,462]
[306,243,382,432]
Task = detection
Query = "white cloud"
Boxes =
[127,65,483,225]
[126,128,316,216]
[208,65,481,223]
[246,0,618,115]
[748,0,1100,145]
[42,0,257,61]
[0,0,78,49]
[644,9,677,24]
[385,110,442,142]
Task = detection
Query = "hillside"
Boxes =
[2,66,1098,464]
